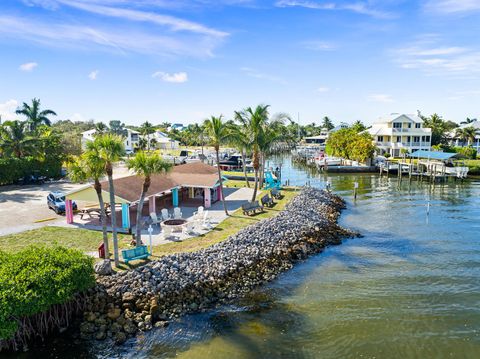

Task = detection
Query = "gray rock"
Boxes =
[94,260,113,276]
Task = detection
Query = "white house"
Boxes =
[150,131,180,150]
[81,128,140,153]
[368,113,432,157]
[450,120,480,153]
[304,128,330,149]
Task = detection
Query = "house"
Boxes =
[150,131,180,150]
[64,162,226,231]
[81,128,140,153]
[449,120,480,153]
[304,128,330,149]
[368,113,432,157]
[169,123,185,131]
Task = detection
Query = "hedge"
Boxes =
[0,156,63,185]
[0,246,95,346]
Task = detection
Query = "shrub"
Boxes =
[453,146,477,160]
[0,156,62,185]
[0,246,95,341]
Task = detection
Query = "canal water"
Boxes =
[25,156,480,358]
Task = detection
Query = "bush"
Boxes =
[0,246,95,341]
[453,146,477,160]
[0,156,62,185]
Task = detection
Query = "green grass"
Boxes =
[222,170,255,178]
[152,187,299,258]
[0,227,131,254]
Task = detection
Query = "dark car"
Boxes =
[47,191,77,214]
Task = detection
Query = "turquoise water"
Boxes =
[23,157,480,358]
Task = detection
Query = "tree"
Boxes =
[326,128,375,162]
[203,115,233,216]
[455,126,479,146]
[95,122,108,135]
[423,113,447,145]
[127,151,172,246]
[139,121,156,150]
[108,120,127,137]
[351,120,367,133]
[94,134,125,266]
[15,98,57,132]
[461,117,477,125]
[232,115,253,188]
[68,149,110,260]
[0,120,38,158]
[321,116,334,131]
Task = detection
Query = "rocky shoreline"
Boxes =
[79,188,358,344]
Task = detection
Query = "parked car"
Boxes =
[47,191,77,214]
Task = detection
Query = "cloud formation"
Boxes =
[424,0,480,14]
[0,100,19,122]
[152,71,188,83]
[88,70,99,80]
[19,62,38,71]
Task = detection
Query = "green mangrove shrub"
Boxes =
[0,246,95,351]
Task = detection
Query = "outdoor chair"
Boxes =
[182,221,195,235]
[193,206,204,219]
[201,211,213,230]
[173,207,183,219]
[150,212,161,226]
[162,225,173,240]
[161,208,170,221]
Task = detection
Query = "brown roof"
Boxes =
[101,162,220,203]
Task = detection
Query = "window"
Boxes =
[396,136,401,143]
[426,136,430,142]
[415,123,421,128]
[393,122,402,128]
[378,136,384,142]
[413,136,420,143]
[406,136,411,143]
[126,140,129,146]
[421,136,425,142]
[407,123,412,128]
[131,134,139,141]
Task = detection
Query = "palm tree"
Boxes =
[203,115,233,216]
[127,151,172,246]
[461,117,477,125]
[233,113,253,188]
[68,149,110,260]
[455,126,479,146]
[139,121,156,150]
[95,122,108,135]
[94,134,125,266]
[321,116,334,131]
[108,120,127,137]
[15,98,57,132]
[0,120,37,157]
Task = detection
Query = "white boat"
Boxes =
[315,157,342,167]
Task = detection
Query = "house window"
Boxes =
[421,136,425,142]
[407,123,412,128]
[131,134,139,141]
[396,136,401,143]
[415,123,421,128]
[378,136,384,142]
[126,140,129,146]
[413,136,420,142]
[426,136,430,142]
[406,136,411,143]
[393,122,402,128]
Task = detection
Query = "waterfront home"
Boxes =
[304,128,330,150]
[151,130,180,150]
[81,128,140,153]
[368,113,432,157]
[449,120,480,153]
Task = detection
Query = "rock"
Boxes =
[107,308,121,321]
[114,332,127,345]
[154,321,169,328]
[94,259,113,276]
[80,322,95,334]
[95,331,107,340]
[122,292,135,303]
[123,321,137,335]
[85,312,96,323]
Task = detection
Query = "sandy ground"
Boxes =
[0,163,133,236]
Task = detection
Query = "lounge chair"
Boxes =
[261,194,275,207]
[201,211,213,230]
[173,207,183,219]
[193,206,204,219]
[150,212,161,226]
[161,208,170,221]
[182,221,195,235]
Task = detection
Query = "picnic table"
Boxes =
[79,207,111,219]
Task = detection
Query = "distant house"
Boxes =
[81,128,140,153]
[330,123,349,133]
[368,113,432,157]
[304,128,330,149]
[151,131,180,150]
[449,120,480,153]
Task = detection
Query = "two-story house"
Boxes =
[449,120,480,154]
[368,113,432,157]
[81,128,140,153]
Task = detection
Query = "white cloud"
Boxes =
[392,36,480,76]
[152,71,188,83]
[0,99,19,122]
[275,0,394,18]
[240,67,287,84]
[368,94,393,103]
[19,62,38,71]
[88,70,99,80]
[0,15,223,58]
[424,0,480,14]
[317,86,330,93]
[302,40,336,51]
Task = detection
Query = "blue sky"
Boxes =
[1,0,480,126]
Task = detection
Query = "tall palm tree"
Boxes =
[235,105,270,202]
[0,120,37,157]
[321,116,334,131]
[203,115,233,216]
[68,149,110,259]
[455,126,479,146]
[233,113,253,188]
[461,117,477,125]
[95,122,108,135]
[94,134,125,266]
[139,121,156,150]
[127,151,172,246]
[15,98,57,132]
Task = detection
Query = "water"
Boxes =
[23,157,480,358]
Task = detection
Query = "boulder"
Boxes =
[94,260,113,276]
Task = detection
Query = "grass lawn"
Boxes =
[152,187,299,258]
[222,170,255,178]
[0,226,132,254]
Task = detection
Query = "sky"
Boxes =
[1,0,480,126]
